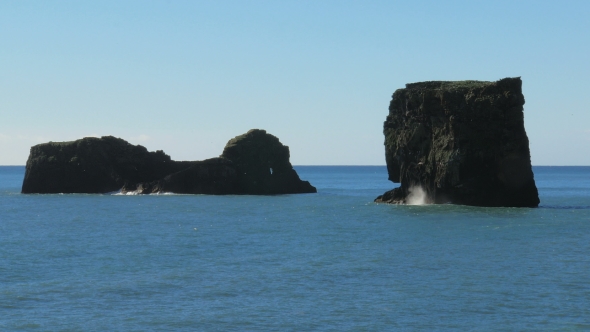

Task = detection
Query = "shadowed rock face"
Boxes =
[121,157,239,195]
[375,77,539,207]
[220,129,315,194]
[21,136,189,194]
[22,130,316,195]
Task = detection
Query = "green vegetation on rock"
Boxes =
[376,77,539,207]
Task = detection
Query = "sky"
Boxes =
[1,0,589,165]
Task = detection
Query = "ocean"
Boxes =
[1,166,589,330]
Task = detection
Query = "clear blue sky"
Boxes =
[1,0,589,165]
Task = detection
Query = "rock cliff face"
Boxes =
[21,136,189,194]
[22,129,316,195]
[375,77,539,207]
[220,129,315,194]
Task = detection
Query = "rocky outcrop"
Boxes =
[120,157,238,195]
[219,129,316,194]
[22,129,316,195]
[21,136,190,194]
[375,77,539,207]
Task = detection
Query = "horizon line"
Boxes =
[2,164,590,167]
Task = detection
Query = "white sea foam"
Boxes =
[112,190,188,196]
[112,190,140,196]
[406,185,430,205]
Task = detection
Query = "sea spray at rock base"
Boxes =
[375,78,539,207]
[22,129,316,195]
[406,185,430,205]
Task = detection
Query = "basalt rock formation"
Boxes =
[21,136,190,194]
[121,129,317,195]
[22,129,316,195]
[375,77,539,207]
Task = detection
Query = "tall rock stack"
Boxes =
[375,77,539,207]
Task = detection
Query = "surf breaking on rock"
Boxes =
[375,78,539,207]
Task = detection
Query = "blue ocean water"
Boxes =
[1,166,589,330]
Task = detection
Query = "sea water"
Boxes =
[1,166,589,330]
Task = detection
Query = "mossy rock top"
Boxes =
[377,77,538,207]
[404,77,521,91]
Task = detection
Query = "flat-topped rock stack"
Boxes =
[375,77,539,207]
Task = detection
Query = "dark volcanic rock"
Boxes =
[21,136,189,194]
[122,129,316,195]
[375,77,539,207]
[220,129,316,194]
[120,157,238,195]
[22,130,316,195]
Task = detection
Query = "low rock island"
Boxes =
[22,129,316,195]
[375,77,539,207]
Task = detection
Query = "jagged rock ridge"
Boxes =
[375,77,539,207]
[22,129,316,195]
